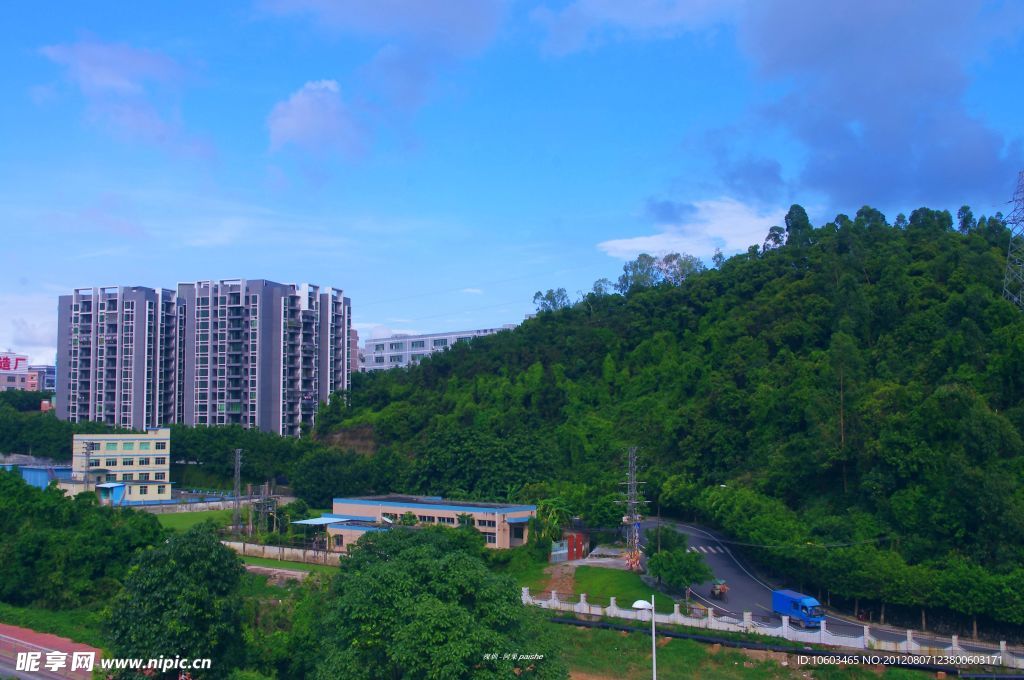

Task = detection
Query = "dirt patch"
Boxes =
[320,424,377,455]
[542,561,579,595]
[245,564,309,585]
[570,673,618,680]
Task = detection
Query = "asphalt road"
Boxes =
[638,519,1014,656]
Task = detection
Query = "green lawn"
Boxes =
[572,566,677,613]
[545,620,926,679]
[0,601,107,650]
[240,554,339,576]
[498,552,550,591]
[156,508,234,532]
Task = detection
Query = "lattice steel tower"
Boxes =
[1003,170,1024,310]
[619,447,648,571]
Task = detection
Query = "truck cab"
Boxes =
[772,589,825,628]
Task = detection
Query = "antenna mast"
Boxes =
[619,447,648,572]
[1003,170,1024,309]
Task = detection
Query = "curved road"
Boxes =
[638,519,1011,655]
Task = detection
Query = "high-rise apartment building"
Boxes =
[56,281,351,436]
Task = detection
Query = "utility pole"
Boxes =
[618,447,648,572]
[1003,170,1024,309]
[232,448,242,533]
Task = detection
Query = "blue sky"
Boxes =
[2,1,1023,364]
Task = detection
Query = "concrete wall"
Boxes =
[521,588,1024,670]
[222,540,341,566]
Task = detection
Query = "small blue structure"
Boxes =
[1,464,73,490]
[772,589,825,628]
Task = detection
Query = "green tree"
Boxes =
[313,527,566,679]
[105,524,245,678]
[648,547,713,595]
[532,288,570,312]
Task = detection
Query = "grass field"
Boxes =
[545,620,926,679]
[573,566,676,613]
[156,508,234,532]
[0,602,107,649]
[240,554,339,575]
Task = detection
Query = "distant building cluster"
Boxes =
[360,325,516,371]
[56,281,352,436]
[0,352,55,394]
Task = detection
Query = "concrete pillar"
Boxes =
[1000,640,1007,658]
[609,596,618,610]
[951,635,958,652]
[906,628,914,652]
[820,618,827,643]
[708,607,715,630]
[550,590,559,604]
[579,593,588,605]
[521,586,530,604]
[863,625,870,649]
[743,611,752,630]
[781,615,790,640]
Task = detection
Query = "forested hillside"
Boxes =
[317,205,1024,631]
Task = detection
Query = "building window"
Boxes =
[437,516,455,525]
[89,459,101,468]
[476,519,496,528]
[155,442,167,450]
[139,485,148,495]
[155,472,166,480]
[389,355,402,363]
[457,336,472,342]
[105,475,117,482]
[374,357,385,364]
[411,340,425,349]
[105,459,117,467]
[122,458,134,466]
[122,442,135,451]
[513,526,525,539]
[157,485,166,495]
[139,473,150,481]
[383,513,398,521]
[483,532,496,544]
[138,458,150,466]
[374,343,385,351]
[122,473,133,481]
[155,457,166,465]
[139,442,151,451]
[105,442,118,451]
[417,515,436,524]
[432,338,447,347]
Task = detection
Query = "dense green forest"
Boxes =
[314,205,1024,631]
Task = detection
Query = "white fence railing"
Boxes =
[522,587,1024,670]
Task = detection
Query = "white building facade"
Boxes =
[360,325,516,371]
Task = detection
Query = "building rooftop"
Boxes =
[336,495,536,513]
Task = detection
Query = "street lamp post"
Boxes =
[632,596,657,680]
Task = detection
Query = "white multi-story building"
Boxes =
[360,325,516,371]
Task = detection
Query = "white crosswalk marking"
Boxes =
[699,546,709,553]
[687,546,697,552]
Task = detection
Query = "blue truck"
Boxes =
[772,589,825,628]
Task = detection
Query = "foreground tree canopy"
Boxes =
[304,527,565,679]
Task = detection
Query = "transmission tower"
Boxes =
[618,447,648,572]
[1003,170,1024,310]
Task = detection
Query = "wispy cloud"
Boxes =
[0,292,59,364]
[598,197,785,259]
[533,0,734,55]
[39,38,211,158]
[460,287,483,295]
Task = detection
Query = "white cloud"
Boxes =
[268,80,364,156]
[0,293,59,364]
[40,40,181,95]
[460,287,483,294]
[598,197,785,259]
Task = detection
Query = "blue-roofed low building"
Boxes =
[327,495,536,550]
[1,464,72,489]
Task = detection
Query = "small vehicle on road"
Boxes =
[710,578,729,602]
[772,589,824,628]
